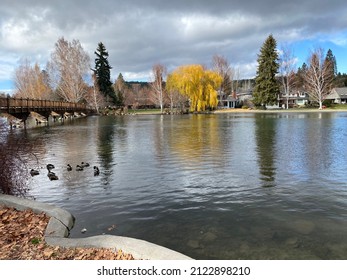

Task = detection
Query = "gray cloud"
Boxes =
[0,0,346,84]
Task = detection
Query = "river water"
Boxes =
[2,112,347,259]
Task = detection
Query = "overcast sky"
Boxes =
[1,0,347,93]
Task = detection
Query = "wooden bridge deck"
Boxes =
[0,97,91,127]
[0,97,87,114]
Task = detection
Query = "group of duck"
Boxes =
[30,162,100,181]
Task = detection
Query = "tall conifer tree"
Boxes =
[325,49,337,81]
[253,34,280,108]
[93,42,116,103]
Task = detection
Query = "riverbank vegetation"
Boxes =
[11,34,347,114]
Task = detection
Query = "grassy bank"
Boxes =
[108,105,347,116]
[214,105,347,114]
[127,108,162,115]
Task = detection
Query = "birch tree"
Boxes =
[84,73,105,113]
[279,45,297,109]
[150,63,166,113]
[47,37,90,103]
[305,48,334,109]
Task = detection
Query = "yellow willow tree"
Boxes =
[166,64,222,112]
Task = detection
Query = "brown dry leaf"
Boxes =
[43,248,54,258]
[0,206,135,260]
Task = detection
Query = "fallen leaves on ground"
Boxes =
[0,206,135,260]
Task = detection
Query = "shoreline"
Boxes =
[213,108,347,114]
[124,107,347,115]
[0,194,193,260]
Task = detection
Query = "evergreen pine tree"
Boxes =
[93,42,117,104]
[325,49,337,84]
[296,62,308,91]
[253,34,280,108]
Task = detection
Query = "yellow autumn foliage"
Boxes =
[166,64,222,112]
[14,62,51,100]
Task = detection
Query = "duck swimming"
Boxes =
[47,171,58,180]
[93,166,100,176]
[67,164,72,171]
[46,164,55,171]
[81,162,90,167]
[76,165,84,171]
[30,169,39,176]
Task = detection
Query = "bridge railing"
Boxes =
[0,97,88,112]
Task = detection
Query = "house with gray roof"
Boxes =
[278,91,309,108]
[326,87,347,104]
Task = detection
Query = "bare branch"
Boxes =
[279,45,297,108]
[13,59,51,99]
[84,73,105,113]
[47,37,90,103]
[304,48,334,109]
[150,63,167,113]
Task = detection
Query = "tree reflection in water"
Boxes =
[0,120,32,196]
[255,114,277,188]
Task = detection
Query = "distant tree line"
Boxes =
[12,35,347,113]
[251,34,346,109]
[13,38,116,111]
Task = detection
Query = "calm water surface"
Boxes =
[4,112,347,259]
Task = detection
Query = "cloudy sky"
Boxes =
[1,0,347,93]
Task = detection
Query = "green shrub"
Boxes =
[323,99,333,108]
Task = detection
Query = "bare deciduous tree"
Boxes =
[124,83,150,109]
[279,45,297,109]
[84,73,105,113]
[212,55,232,95]
[123,85,136,109]
[212,54,241,99]
[166,88,188,114]
[47,37,90,103]
[229,66,240,94]
[14,59,51,99]
[150,63,166,113]
[114,73,126,106]
[305,48,334,109]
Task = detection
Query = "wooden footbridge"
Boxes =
[0,96,91,127]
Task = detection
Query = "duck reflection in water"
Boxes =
[93,166,100,176]
[76,165,84,171]
[47,171,58,180]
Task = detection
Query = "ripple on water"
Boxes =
[8,113,347,259]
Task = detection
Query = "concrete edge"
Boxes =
[0,194,193,260]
